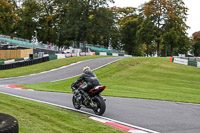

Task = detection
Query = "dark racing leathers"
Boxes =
[72,70,100,99]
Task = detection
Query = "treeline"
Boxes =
[0,0,196,56]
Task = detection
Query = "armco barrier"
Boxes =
[107,53,112,56]
[4,59,15,64]
[198,62,200,68]
[49,54,57,60]
[80,53,86,56]
[0,57,49,70]
[86,53,92,56]
[119,53,125,56]
[112,53,118,56]
[188,61,197,67]
[0,61,4,65]
[15,58,24,61]
[95,52,100,55]
[170,57,199,68]
[71,53,78,57]
[99,52,107,56]
[173,58,188,65]
[56,54,65,59]
[65,53,72,58]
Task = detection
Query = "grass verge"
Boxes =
[0,93,122,133]
[20,57,200,104]
[0,56,107,78]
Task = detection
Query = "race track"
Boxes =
[0,57,200,133]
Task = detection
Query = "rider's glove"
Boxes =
[72,81,78,87]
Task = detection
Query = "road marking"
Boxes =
[50,57,124,82]
[90,117,148,133]
[0,57,125,81]
[0,91,159,133]
[0,85,34,91]
[0,61,84,80]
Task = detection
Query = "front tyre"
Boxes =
[92,96,106,115]
[72,96,81,109]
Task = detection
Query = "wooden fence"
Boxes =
[0,49,33,59]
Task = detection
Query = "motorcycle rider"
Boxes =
[71,66,100,103]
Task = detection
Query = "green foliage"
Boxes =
[137,18,157,56]
[0,0,192,56]
[140,0,191,56]
[59,0,116,46]
[192,31,200,56]
[16,0,40,40]
[117,7,144,55]
[0,0,18,35]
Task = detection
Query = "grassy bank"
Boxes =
[0,56,107,78]
[20,57,200,103]
[0,93,122,133]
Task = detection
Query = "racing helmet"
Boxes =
[83,66,90,73]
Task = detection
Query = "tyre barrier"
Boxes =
[0,113,18,133]
[0,56,49,70]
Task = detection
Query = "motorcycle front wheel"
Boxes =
[72,96,81,109]
[92,96,106,115]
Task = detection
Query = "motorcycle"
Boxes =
[71,82,106,115]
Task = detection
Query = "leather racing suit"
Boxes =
[72,70,100,99]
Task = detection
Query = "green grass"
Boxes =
[0,56,107,78]
[20,57,200,104]
[0,93,123,133]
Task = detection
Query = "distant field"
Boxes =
[0,56,107,78]
[0,93,122,133]
[20,57,200,104]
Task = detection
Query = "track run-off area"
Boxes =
[0,57,200,133]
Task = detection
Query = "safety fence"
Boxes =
[169,57,200,68]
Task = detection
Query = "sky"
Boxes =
[110,0,200,37]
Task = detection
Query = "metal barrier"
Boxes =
[180,57,200,62]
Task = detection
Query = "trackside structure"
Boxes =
[170,57,200,68]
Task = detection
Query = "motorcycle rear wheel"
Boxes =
[72,96,81,109]
[92,96,106,115]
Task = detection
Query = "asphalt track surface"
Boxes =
[0,57,200,133]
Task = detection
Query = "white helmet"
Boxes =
[83,66,90,73]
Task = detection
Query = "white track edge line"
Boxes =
[0,91,159,133]
[50,58,124,82]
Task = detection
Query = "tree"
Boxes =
[59,0,115,47]
[141,0,190,56]
[16,0,41,40]
[137,17,157,56]
[192,31,200,56]
[38,0,58,44]
[162,0,190,56]
[118,7,143,55]
[0,0,18,35]
[142,0,166,56]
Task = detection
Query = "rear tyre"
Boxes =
[0,113,19,133]
[72,96,81,109]
[92,96,106,115]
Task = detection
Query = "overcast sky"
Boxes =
[110,0,200,37]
